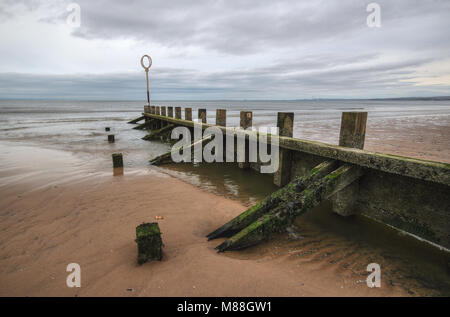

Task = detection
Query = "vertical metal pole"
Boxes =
[140,55,152,106]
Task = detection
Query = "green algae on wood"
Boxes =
[142,112,449,185]
[207,160,338,240]
[136,222,163,264]
[215,164,364,252]
[142,124,175,141]
[149,135,213,165]
[112,153,123,168]
[133,120,155,130]
[128,116,145,124]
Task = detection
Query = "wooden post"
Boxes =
[332,112,367,216]
[155,106,161,129]
[273,112,294,186]
[136,223,163,264]
[185,108,192,121]
[144,105,150,113]
[175,107,182,119]
[108,134,115,143]
[339,112,367,148]
[198,108,207,123]
[105,127,110,132]
[151,106,155,114]
[168,107,173,118]
[238,111,252,169]
[216,109,226,126]
[112,153,123,168]
[160,106,167,127]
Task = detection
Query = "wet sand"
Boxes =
[0,160,410,297]
[1,113,449,296]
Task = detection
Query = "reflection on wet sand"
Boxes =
[113,167,124,176]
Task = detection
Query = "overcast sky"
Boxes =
[0,0,449,100]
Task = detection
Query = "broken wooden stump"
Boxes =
[108,134,115,143]
[211,162,364,252]
[136,222,163,264]
[198,108,207,123]
[149,136,212,165]
[142,124,175,141]
[112,153,123,168]
[128,116,145,124]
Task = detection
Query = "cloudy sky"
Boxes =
[0,0,449,100]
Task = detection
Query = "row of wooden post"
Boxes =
[143,105,367,216]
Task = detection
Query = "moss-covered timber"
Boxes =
[136,222,163,264]
[133,120,155,130]
[215,164,364,252]
[128,116,145,124]
[149,135,213,165]
[207,160,338,240]
[142,113,449,186]
[142,124,175,141]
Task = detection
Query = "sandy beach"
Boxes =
[0,155,410,297]
[0,100,449,297]
[1,139,449,297]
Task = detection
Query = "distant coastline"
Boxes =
[1,96,450,102]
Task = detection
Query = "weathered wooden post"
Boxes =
[136,222,163,264]
[185,108,192,121]
[216,109,226,126]
[112,153,123,168]
[168,106,174,118]
[108,134,115,143]
[155,106,161,129]
[151,106,156,114]
[198,108,207,123]
[105,127,110,131]
[143,105,151,123]
[332,112,367,216]
[160,106,167,127]
[238,111,252,169]
[175,107,182,119]
[274,112,294,186]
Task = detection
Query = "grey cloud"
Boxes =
[60,0,450,55]
[1,0,449,99]
[0,53,444,100]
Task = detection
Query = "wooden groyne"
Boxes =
[129,106,450,251]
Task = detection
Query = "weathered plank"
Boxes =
[215,164,364,252]
[207,160,338,240]
[332,112,367,216]
[133,120,154,130]
[273,112,294,186]
[142,124,175,141]
[149,135,213,165]
[142,113,450,185]
[128,116,145,124]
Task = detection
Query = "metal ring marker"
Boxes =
[141,54,152,72]
[141,54,152,106]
